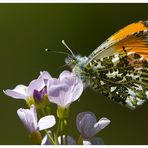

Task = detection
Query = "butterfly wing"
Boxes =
[83,21,148,109]
[84,52,148,109]
[86,20,148,64]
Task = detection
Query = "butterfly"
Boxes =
[64,20,148,109]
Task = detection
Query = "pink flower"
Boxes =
[3,71,51,100]
[17,105,55,133]
[47,71,83,108]
[76,112,110,140]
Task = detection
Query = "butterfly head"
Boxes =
[65,54,77,68]
[65,54,88,69]
[62,40,88,68]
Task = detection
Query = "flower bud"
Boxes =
[35,94,50,110]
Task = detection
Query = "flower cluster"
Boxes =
[3,70,110,145]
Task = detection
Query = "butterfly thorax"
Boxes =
[65,55,89,81]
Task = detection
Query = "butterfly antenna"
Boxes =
[62,40,75,57]
[45,48,69,55]
[58,63,69,69]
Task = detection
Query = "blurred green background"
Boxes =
[1,3,148,145]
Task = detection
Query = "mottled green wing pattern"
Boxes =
[83,53,148,109]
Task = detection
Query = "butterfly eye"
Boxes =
[65,55,77,68]
[71,59,77,65]
[65,56,72,64]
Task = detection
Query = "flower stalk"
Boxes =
[45,129,55,145]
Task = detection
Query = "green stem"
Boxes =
[64,119,68,145]
[45,129,55,145]
[77,135,83,145]
[41,108,46,116]
[54,119,61,144]
[60,119,64,145]
[60,135,63,145]
[45,105,51,115]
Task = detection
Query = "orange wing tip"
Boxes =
[111,21,148,41]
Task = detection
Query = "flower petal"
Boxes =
[76,112,110,139]
[17,105,37,132]
[83,137,104,145]
[47,71,83,108]
[48,81,70,107]
[94,117,111,134]
[30,105,38,130]
[38,115,56,131]
[28,77,45,96]
[76,112,97,139]
[59,70,75,86]
[48,83,69,98]
[40,71,52,79]
[59,70,72,81]
[40,71,52,85]
[3,85,28,99]
[70,78,83,102]
[59,77,83,108]
[47,78,59,88]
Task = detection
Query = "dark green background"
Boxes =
[1,3,148,145]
